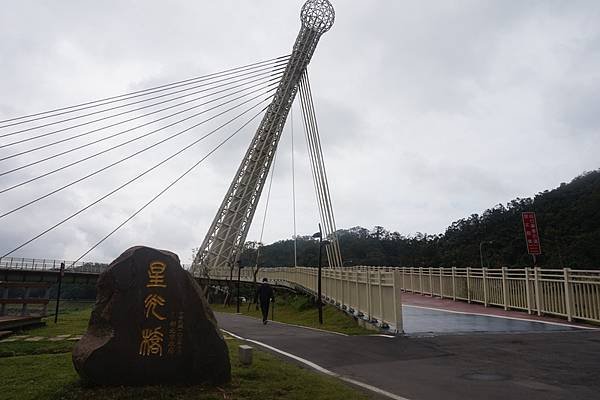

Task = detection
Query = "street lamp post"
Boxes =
[312,223,330,325]
[479,240,493,268]
[54,261,65,324]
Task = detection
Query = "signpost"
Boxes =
[522,212,541,266]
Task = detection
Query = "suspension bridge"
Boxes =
[1,1,599,399]
[0,0,340,273]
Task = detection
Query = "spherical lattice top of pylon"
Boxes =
[300,0,335,34]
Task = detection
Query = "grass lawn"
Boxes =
[0,300,373,400]
[211,293,372,335]
[0,302,92,357]
[0,339,372,400]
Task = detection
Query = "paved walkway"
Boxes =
[216,309,600,400]
[401,292,595,328]
[402,305,581,334]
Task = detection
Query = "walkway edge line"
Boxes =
[270,319,349,336]
[222,328,412,400]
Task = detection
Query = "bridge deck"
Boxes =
[401,292,596,332]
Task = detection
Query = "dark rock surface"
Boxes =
[72,246,231,385]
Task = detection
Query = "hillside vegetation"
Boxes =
[242,170,600,269]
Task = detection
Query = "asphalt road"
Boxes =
[216,311,600,400]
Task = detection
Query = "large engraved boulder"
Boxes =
[72,246,231,385]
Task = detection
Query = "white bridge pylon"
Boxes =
[191,0,342,274]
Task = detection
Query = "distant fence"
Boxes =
[0,257,108,274]
[210,266,600,329]
[0,257,191,275]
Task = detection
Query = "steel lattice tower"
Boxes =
[191,0,335,274]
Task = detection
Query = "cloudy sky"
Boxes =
[1,0,599,264]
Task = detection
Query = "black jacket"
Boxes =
[256,283,274,304]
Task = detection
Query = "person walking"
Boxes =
[256,278,274,324]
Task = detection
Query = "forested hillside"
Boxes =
[242,170,600,269]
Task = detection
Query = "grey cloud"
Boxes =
[2,1,599,263]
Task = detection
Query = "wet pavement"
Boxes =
[402,305,580,335]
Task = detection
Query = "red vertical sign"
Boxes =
[521,212,541,255]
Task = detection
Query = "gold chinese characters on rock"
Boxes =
[147,261,167,288]
[140,327,164,356]
[139,261,168,357]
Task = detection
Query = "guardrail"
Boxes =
[4,258,598,325]
[209,265,600,328]
[209,266,404,332]
[0,257,192,274]
[397,267,600,324]
[0,257,108,274]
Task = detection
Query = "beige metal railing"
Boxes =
[397,267,600,323]
[209,266,404,332]
[209,266,600,327]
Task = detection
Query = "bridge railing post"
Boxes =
[393,270,403,333]
[563,268,573,322]
[378,270,383,324]
[534,267,542,316]
[451,267,456,300]
[354,270,359,313]
[482,268,488,307]
[366,269,372,321]
[502,267,509,310]
[341,269,345,309]
[428,267,433,296]
[524,267,532,314]
[401,267,405,291]
[466,267,471,303]
[439,268,444,299]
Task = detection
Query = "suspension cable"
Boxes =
[0,89,275,217]
[254,143,279,268]
[291,105,298,268]
[298,71,343,268]
[2,101,271,258]
[70,107,267,266]
[0,74,282,177]
[0,84,279,195]
[0,54,289,128]
[303,74,342,268]
[0,63,286,145]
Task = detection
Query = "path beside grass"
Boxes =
[0,300,374,400]
[0,337,373,400]
[218,311,600,400]
[211,293,372,335]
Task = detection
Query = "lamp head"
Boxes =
[301,0,335,34]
